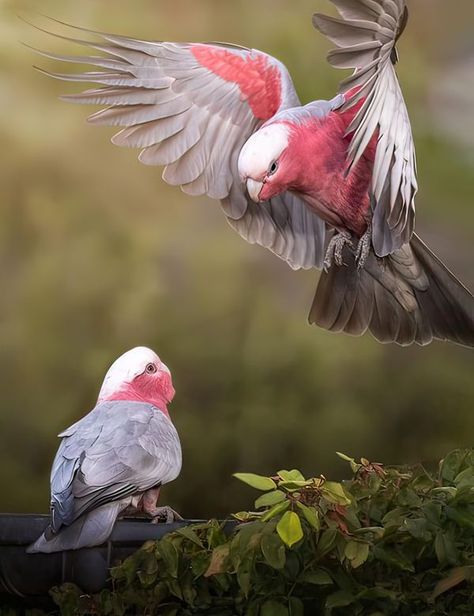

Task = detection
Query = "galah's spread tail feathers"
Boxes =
[310,235,474,347]
[313,0,417,257]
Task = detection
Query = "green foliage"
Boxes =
[51,449,474,615]
[0,0,473,522]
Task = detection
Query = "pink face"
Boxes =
[256,152,291,202]
[238,122,292,203]
[131,360,176,406]
[98,347,176,415]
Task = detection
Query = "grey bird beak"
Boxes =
[246,178,264,203]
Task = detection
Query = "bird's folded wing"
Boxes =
[30,18,328,271]
[313,0,417,257]
[50,401,181,529]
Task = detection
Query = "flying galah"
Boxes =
[27,347,182,553]
[31,1,474,346]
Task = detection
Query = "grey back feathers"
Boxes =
[27,401,181,552]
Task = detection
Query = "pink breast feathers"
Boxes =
[191,44,282,121]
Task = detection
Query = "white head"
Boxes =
[238,123,290,202]
[98,346,174,408]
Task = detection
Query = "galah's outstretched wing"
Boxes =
[49,400,182,532]
[32,19,326,269]
[313,0,417,257]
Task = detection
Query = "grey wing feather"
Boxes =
[313,0,417,257]
[50,401,181,531]
[30,18,298,202]
[28,18,329,271]
[30,18,329,272]
[224,191,327,270]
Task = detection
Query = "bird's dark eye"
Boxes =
[146,363,157,374]
[268,160,278,175]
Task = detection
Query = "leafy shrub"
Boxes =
[52,449,474,615]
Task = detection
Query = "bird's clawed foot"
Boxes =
[148,506,183,524]
[324,230,353,269]
[355,222,372,271]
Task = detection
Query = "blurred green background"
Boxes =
[0,0,472,518]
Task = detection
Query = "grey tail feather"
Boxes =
[26,501,123,553]
[309,233,474,347]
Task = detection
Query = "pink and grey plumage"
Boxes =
[31,0,474,346]
[27,347,182,553]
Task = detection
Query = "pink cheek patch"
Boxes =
[160,372,176,403]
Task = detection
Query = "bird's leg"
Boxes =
[148,506,183,524]
[324,230,353,269]
[141,487,183,524]
[355,221,372,271]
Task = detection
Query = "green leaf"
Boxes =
[353,526,384,539]
[299,568,333,585]
[321,481,351,505]
[255,489,286,509]
[454,467,474,490]
[156,539,180,578]
[404,518,432,542]
[179,570,197,605]
[260,600,289,616]
[344,540,370,568]
[325,590,355,610]
[440,449,468,483]
[176,526,204,548]
[372,546,415,572]
[136,552,158,587]
[296,502,320,530]
[191,551,210,578]
[316,529,337,555]
[432,566,474,600]
[236,554,254,596]
[446,505,474,530]
[233,473,276,491]
[232,511,253,521]
[335,452,354,463]
[261,499,290,522]
[288,596,304,616]
[284,550,301,579]
[261,533,286,569]
[336,452,361,474]
[357,587,397,601]
[204,544,230,577]
[276,511,303,548]
[382,507,406,529]
[277,469,306,482]
[434,531,459,565]
[432,486,457,498]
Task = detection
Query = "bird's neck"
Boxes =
[102,386,171,419]
[287,111,375,236]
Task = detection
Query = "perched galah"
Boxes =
[27,347,182,553]
[32,0,473,346]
